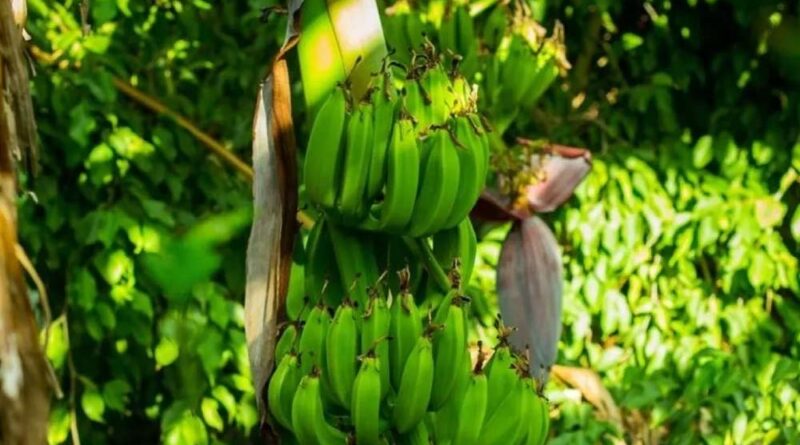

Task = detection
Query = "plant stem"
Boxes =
[402,236,450,293]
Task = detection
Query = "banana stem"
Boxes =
[402,236,450,293]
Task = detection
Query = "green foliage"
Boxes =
[24,0,282,443]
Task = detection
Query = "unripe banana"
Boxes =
[326,301,360,409]
[404,80,430,129]
[484,344,517,415]
[483,5,509,50]
[305,218,345,307]
[431,349,472,443]
[442,115,486,229]
[522,381,547,445]
[429,299,467,409]
[389,287,423,389]
[361,295,391,398]
[298,305,332,375]
[268,353,302,430]
[477,376,525,445]
[433,218,478,287]
[454,6,479,76]
[406,128,461,237]
[452,369,488,445]
[275,323,299,362]
[338,102,374,220]
[351,355,383,445]
[392,335,435,433]
[420,63,453,127]
[291,372,348,445]
[304,87,348,209]
[366,72,397,201]
[373,118,420,233]
[297,0,347,115]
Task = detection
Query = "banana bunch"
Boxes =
[303,46,489,238]
[270,283,550,444]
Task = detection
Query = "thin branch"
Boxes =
[78,0,90,36]
[111,77,255,180]
[15,243,63,398]
[63,307,81,445]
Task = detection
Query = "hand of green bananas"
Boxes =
[269,280,551,445]
[303,48,490,238]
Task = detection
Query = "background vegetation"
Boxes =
[20,0,800,444]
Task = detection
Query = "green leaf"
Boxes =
[791,206,800,243]
[155,338,180,369]
[693,135,714,168]
[48,406,71,444]
[103,379,132,412]
[201,398,225,432]
[622,33,644,51]
[81,389,106,423]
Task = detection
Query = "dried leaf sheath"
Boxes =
[245,38,299,438]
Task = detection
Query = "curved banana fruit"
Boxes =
[420,63,452,127]
[452,370,488,445]
[366,71,397,201]
[275,323,299,362]
[268,353,302,430]
[338,102,374,220]
[431,349,472,443]
[325,301,359,409]
[361,295,391,398]
[442,115,486,229]
[406,129,461,237]
[291,372,348,445]
[477,377,525,445]
[298,304,332,375]
[351,355,383,445]
[392,335,434,433]
[429,300,467,409]
[304,87,348,209]
[484,344,517,415]
[389,287,423,390]
[374,118,420,233]
[433,218,478,287]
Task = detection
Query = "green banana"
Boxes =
[510,380,535,444]
[477,376,525,444]
[443,115,486,229]
[404,79,430,128]
[361,295,391,398]
[325,301,359,409]
[305,218,344,307]
[406,129,461,237]
[298,304,332,375]
[420,62,453,127]
[389,285,423,390]
[351,354,383,445]
[392,335,435,433]
[431,348,472,443]
[366,71,397,201]
[438,7,457,52]
[275,323,299,362]
[433,218,478,287]
[452,369,488,445]
[535,394,551,445]
[327,221,380,306]
[374,118,420,233]
[523,390,544,445]
[297,0,347,115]
[429,299,467,410]
[286,236,307,321]
[483,5,508,50]
[338,101,374,220]
[267,353,302,430]
[291,372,348,445]
[304,87,348,209]
[484,344,518,416]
